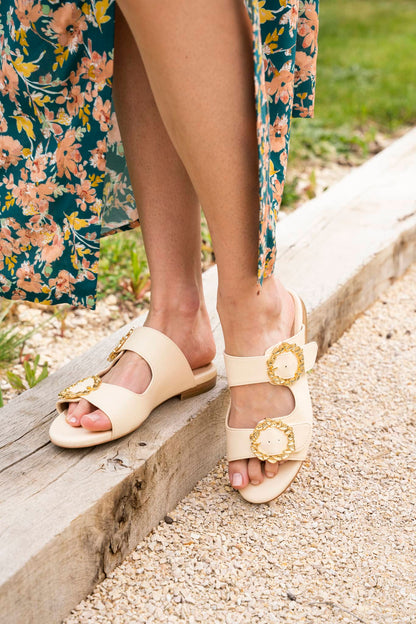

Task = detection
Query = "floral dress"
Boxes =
[0,0,319,309]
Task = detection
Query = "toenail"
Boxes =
[265,471,275,478]
[87,414,100,422]
[231,473,243,487]
[251,480,260,486]
[68,417,77,423]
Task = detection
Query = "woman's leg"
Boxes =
[113,0,296,489]
[66,4,216,428]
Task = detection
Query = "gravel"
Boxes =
[64,262,416,624]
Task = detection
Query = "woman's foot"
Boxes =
[65,295,216,431]
[217,275,296,490]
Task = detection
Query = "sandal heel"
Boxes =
[299,295,308,341]
[179,374,217,400]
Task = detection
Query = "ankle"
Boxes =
[217,274,286,322]
[149,283,206,321]
[217,276,295,355]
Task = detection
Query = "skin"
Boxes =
[66,0,297,489]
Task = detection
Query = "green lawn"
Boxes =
[289,0,416,158]
[314,0,416,130]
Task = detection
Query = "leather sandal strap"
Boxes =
[226,417,312,462]
[75,382,154,439]
[224,340,318,387]
[115,326,197,400]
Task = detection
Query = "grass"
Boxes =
[288,0,416,161]
[0,303,53,369]
[97,0,416,298]
[98,227,149,303]
[314,0,416,131]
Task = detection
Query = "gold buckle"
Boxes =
[250,418,296,463]
[58,375,102,400]
[266,342,304,386]
[107,327,135,362]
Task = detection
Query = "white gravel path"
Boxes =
[65,262,416,624]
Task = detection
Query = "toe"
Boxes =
[80,409,112,432]
[265,459,279,479]
[247,457,264,485]
[66,399,92,427]
[228,459,249,489]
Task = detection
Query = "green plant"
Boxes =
[98,229,150,303]
[130,249,151,301]
[0,303,52,369]
[6,354,49,392]
[281,176,301,210]
[305,169,317,200]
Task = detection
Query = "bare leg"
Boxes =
[113,0,296,489]
[66,5,216,429]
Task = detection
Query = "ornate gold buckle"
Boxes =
[266,342,304,386]
[107,327,135,362]
[250,418,296,463]
[58,375,102,400]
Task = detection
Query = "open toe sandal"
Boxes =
[49,325,217,448]
[224,288,318,504]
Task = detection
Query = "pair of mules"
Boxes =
[50,289,318,504]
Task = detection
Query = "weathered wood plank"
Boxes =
[1,127,416,624]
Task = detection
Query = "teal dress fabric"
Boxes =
[0,0,319,309]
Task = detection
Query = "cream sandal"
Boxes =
[49,326,217,448]
[224,288,318,503]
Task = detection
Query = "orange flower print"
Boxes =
[56,84,85,116]
[26,148,48,182]
[269,115,289,153]
[0,136,23,169]
[11,288,27,301]
[75,178,97,210]
[294,102,315,118]
[67,85,85,116]
[0,236,14,259]
[15,0,42,30]
[0,60,19,103]
[295,50,315,83]
[0,274,11,293]
[16,263,43,293]
[264,244,276,276]
[11,175,56,215]
[90,139,107,171]
[279,148,288,172]
[56,129,81,178]
[267,69,294,106]
[41,233,65,263]
[272,178,284,205]
[298,2,319,53]
[50,3,87,51]
[80,49,113,86]
[92,97,111,132]
[49,269,76,297]
[14,226,33,248]
[281,1,299,30]
[42,107,65,138]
